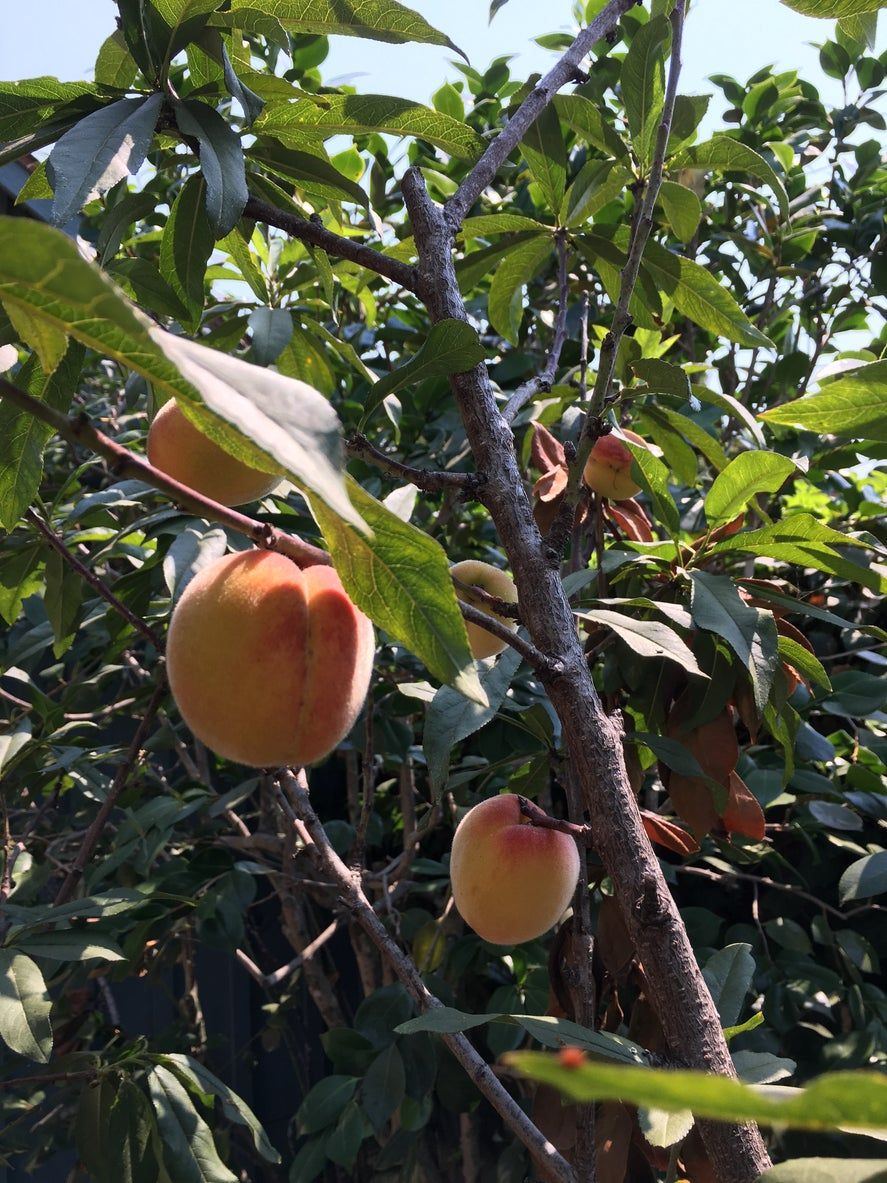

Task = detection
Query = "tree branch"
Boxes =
[54,678,167,906]
[276,769,577,1183]
[0,377,331,570]
[458,602,555,673]
[346,432,478,493]
[244,196,423,295]
[401,49,771,1172]
[445,0,637,227]
[25,508,163,649]
[503,232,572,423]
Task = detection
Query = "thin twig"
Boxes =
[677,864,887,922]
[26,509,163,649]
[0,377,330,569]
[451,574,521,621]
[244,196,422,295]
[458,602,555,673]
[570,0,688,488]
[517,795,593,843]
[445,0,637,226]
[346,433,476,493]
[503,232,572,423]
[54,678,167,906]
[277,769,577,1183]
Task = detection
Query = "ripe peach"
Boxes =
[582,428,647,502]
[450,559,518,661]
[147,399,279,507]
[450,794,580,945]
[166,550,374,768]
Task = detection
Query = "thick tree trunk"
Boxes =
[402,171,772,1183]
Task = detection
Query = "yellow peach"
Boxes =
[450,794,580,945]
[147,399,279,507]
[582,428,647,502]
[450,559,518,661]
[166,550,374,768]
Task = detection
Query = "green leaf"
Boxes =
[147,1065,237,1183]
[778,636,831,691]
[631,358,691,401]
[780,0,883,16]
[423,647,522,793]
[759,360,887,441]
[626,440,680,537]
[395,1008,647,1066]
[360,319,485,427]
[3,889,149,930]
[637,1105,695,1149]
[0,78,100,142]
[362,1045,405,1134]
[761,1161,887,1183]
[108,259,192,322]
[561,160,630,228]
[689,571,779,715]
[248,307,293,366]
[309,478,486,706]
[77,1077,114,1180]
[0,717,32,774]
[658,179,702,242]
[157,1054,281,1163]
[44,548,82,656]
[0,950,52,1063]
[174,100,248,238]
[14,932,126,962]
[640,240,774,348]
[224,0,466,59]
[702,943,755,1027]
[837,11,879,46]
[46,95,163,228]
[0,342,83,531]
[621,15,669,166]
[297,1075,358,1134]
[505,1056,887,1135]
[553,94,629,159]
[488,235,553,344]
[218,226,268,302]
[705,450,798,525]
[574,609,708,678]
[3,301,68,376]
[709,513,885,594]
[645,405,728,471]
[256,95,483,159]
[94,30,139,89]
[160,175,215,328]
[839,852,887,902]
[521,103,567,213]
[674,135,789,221]
[248,142,369,208]
[629,731,714,783]
[108,1080,161,1183]
[0,217,363,533]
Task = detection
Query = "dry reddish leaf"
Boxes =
[732,676,760,742]
[722,770,766,841]
[606,496,654,543]
[664,710,738,839]
[776,616,814,652]
[597,1101,634,1183]
[534,465,569,503]
[690,512,745,551]
[532,1084,579,1153]
[640,810,700,856]
[782,661,801,696]
[530,420,566,473]
[628,992,667,1056]
[680,1127,719,1183]
[533,492,563,535]
[597,896,636,980]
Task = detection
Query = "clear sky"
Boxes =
[0,0,874,123]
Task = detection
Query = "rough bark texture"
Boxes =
[401,169,772,1183]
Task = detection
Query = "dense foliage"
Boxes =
[0,1,886,1181]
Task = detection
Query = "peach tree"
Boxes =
[0,1,886,1181]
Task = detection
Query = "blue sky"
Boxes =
[0,0,872,122]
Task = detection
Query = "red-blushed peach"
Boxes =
[166,550,375,768]
[147,399,279,507]
[450,794,580,945]
[582,428,648,502]
[450,559,518,661]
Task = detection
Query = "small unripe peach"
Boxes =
[450,560,518,661]
[166,550,374,768]
[582,428,647,502]
[147,399,279,507]
[450,794,580,945]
